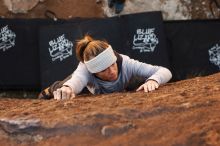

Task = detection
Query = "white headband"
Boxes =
[84,45,117,73]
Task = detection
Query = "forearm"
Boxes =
[62,62,89,95]
[63,77,86,95]
[147,67,172,85]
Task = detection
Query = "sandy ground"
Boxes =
[0,73,220,146]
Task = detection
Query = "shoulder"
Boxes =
[75,62,90,75]
[78,62,87,69]
[120,54,141,65]
[120,54,131,61]
[120,54,136,70]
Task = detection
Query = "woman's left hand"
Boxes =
[136,80,159,92]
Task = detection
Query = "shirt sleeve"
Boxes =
[122,55,172,85]
[63,62,90,94]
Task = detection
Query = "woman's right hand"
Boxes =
[53,86,75,100]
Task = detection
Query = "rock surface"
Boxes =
[0,73,220,146]
[102,0,220,19]
[3,0,44,14]
[0,0,104,19]
[0,0,220,19]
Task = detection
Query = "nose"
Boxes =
[108,65,115,74]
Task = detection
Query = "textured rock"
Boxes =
[3,0,44,13]
[0,0,218,19]
[102,0,220,20]
[0,73,220,145]
[0,0,103,19]
[102,0,191,20]
[101,122,135,137]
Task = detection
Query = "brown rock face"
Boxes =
[0,0,104,19]
[0,73,220,146]
[3,0,44,13]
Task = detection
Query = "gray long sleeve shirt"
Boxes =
[63,54,172,95]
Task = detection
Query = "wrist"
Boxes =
[145,79,158,84]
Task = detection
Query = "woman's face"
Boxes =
[95,62,118,81]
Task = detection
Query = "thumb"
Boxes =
[70,93,76,99]
[155,83,159,89]
[136,84,144,92]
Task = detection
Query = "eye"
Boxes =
[111,63,115,67]
[100,68,107,73]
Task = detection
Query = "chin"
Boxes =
[109,75,118,81]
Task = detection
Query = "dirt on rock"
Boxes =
[0,73,220,146]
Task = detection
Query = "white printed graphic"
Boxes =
[132,28,159,53]
[209,43,220,69]
[48,34,73,62]
[0,25,16,52]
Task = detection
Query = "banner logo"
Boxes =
[48,34,73,62]
[0,25,16,52]
[132,28,159,53]
[209,43,220,69]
